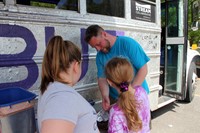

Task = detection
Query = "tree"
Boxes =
[188,0,200,46]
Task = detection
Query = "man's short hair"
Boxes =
[84,25,104,43]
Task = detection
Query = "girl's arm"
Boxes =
[41,119,75,133]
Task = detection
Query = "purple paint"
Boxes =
[45,27,55,46]
[107,30,125,36]
[0,24,38,90]
[0,24,124,90]
[0,24,37,58]
[80,29,89,80]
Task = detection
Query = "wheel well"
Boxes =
[189,56,200,77]
[197,68,200,77]
[184,61,196,102]
[185,56,199,100]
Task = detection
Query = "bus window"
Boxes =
[16,0,78,11]
[166,1,185,37]
[17,0,30,5]
[55,0,78,10]
[86,0,124,17]
[167,2,178,37]
[0,0,3,2]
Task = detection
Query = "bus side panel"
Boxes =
[126,30,161,111]
[0,21,102,110]
[0,21,162,111]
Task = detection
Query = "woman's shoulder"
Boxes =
[48,82,75,93]
[42,82,78,100]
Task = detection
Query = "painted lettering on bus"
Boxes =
[0,25,57,90]
[0,24,124,90]
[0,24,38,90]
[0,25,89,90]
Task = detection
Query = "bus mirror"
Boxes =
[191,21,200,31]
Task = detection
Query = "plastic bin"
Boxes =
[0,87,37,133]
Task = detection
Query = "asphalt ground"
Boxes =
[151,78,200,133]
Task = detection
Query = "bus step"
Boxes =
[158,95,176,108]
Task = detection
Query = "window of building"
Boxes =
[86,0,124,17]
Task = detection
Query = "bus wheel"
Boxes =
[185,62,197,102]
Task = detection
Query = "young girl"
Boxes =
[37,36,99,133]
[105,57,150,133]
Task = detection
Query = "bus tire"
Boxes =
[185,62,196,102]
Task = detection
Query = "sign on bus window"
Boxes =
[16,0,78,11]
[131,0,156,23]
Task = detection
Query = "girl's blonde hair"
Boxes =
[40,36,81,94]
[105,57,142,132]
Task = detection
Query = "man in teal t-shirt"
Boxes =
[84,25,150,110]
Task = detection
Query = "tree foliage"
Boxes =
[188,0,200,45]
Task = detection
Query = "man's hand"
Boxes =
[98,78,110,111]
[102,96,110,111]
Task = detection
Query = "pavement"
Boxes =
[151,78,200,133]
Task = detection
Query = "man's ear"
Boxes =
[101,31,107,37]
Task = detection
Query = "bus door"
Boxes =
[160,0,187,104]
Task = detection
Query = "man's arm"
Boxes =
[131,64,148,87]
[124,37,150,88]
[98,78,111,110]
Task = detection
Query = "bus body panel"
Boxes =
[187,49,200,77]
[185,48,200,99]
[0,0,198,113]
[0,6,161,111]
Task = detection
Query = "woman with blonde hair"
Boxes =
[37,36,99,133]
[105,57,150,133]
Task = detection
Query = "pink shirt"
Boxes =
[108,86,150,133]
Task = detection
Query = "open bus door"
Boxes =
[159,0,187,107]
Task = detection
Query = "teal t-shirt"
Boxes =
[96,36,150,99]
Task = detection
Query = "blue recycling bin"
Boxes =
[0,87,37,133]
